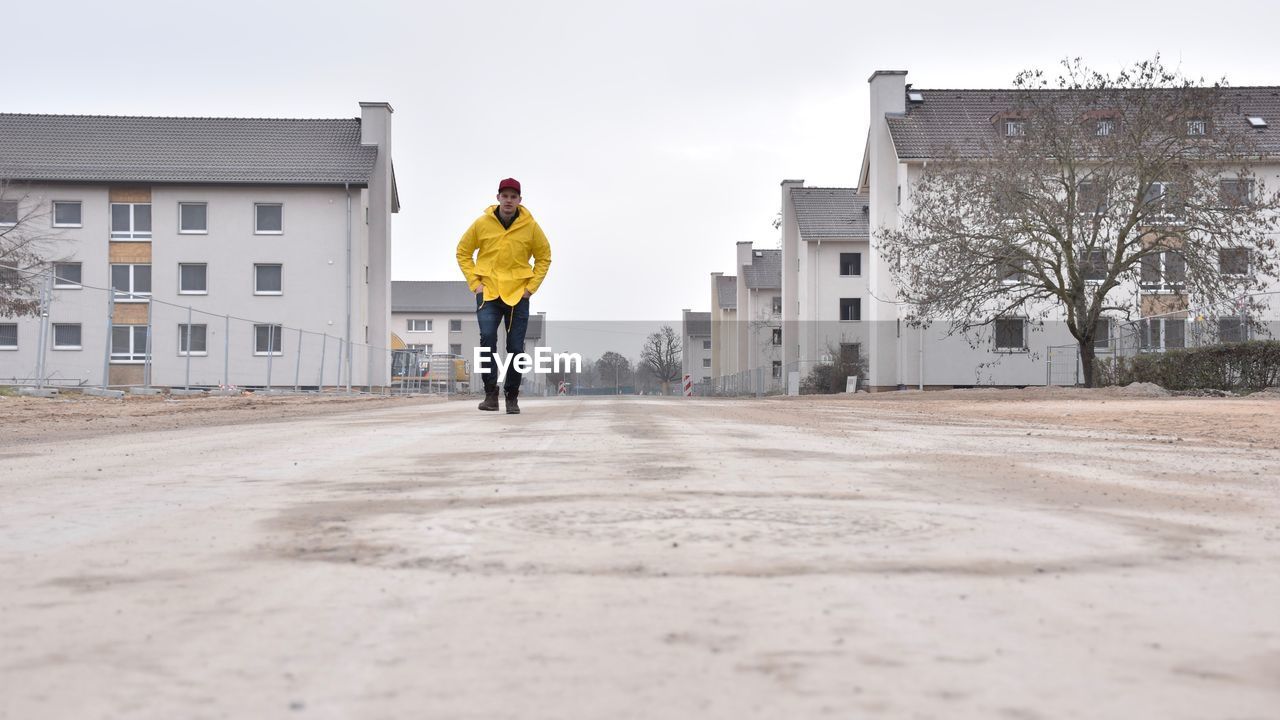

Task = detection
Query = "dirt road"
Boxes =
[2,393,1278,719]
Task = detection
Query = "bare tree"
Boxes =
[880,57,1280,386]
[640,325,682,394]
[0,181,55,317]
[595,351,632,394]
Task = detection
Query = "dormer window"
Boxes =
[1186,119,1208,136]
[1004,120,1026,137]
[1095,119,1115,137]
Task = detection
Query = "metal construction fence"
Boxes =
[0,263,470,395]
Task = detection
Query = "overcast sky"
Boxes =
[10,0,1280,323]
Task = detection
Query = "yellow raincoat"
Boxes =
[455,205,552,306]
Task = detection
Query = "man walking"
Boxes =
[456,178,552,414]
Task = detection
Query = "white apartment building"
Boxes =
[708,272,736,379]
[733,243,782,382]
[680,309,711,385]
[777,71,1278,390]
[0,104,398,389]
[390,280,547,394]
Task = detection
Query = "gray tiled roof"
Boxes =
[684,312,710,336]
[742,248,781,289]
[790,187,869,241]
[391,280,544,340]
[716,275,737,309]
[886,87,1280,159]
[0,113,378,184]
[393,281,476,313]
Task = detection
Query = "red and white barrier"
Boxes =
[682,374,693,397]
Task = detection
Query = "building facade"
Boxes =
[0,104,398,389]
[680,309,711,385]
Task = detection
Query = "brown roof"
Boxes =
[790,187,869,241]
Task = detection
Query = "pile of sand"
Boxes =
[1112,382,1171,397]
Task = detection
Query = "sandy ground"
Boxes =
[1,390,1278,719]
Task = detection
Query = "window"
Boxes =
[449,343,462,356]
[771,295,782,314]
[999,257,1027,284]
[0,323,16,349]
[0,200,17,225]
[179,202,208,233]
[1220,248,1249,276]
[1219,178,1254,207]
[1247,116,1268,129]
[1077,181,1107,216]
[449,319,462,332]
[407,319,431,332]
[702,357,711,368]
[425,343,434,355]
[255,203,283,234]
[179,324,207,355]
[1186,119,1208,136]
[111,263,152,301]
[1095,119,1115,137]
[1080,249,1108,282]
[254,264,282,295]
[907,90,924,103]
[1094,318,1111,349]
[839,343,861,364]
[179,263,207,294]
[53,262,82,288]
[254,324,283,355]
[1218,317,1247,343]
[994,318,1027,351]
[1143,182,1182,219]
[0,266,17,286]
[1004,119,1026,137]
[1140,252,1185,290]
[1141,318,1185,351]
[53,323,82,350]
[772,361,782,379]
[839,298,861,322]
[110,203,152,239]
[53,201,82,227]
[839,252,862,276]
[702,339,711,350]
[771,328,781,346]
[406,343,427,352]
[111,325,148,362]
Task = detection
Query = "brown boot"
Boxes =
[478,388,499,411]
[504,389,521,414]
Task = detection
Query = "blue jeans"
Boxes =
[477,294,530,393]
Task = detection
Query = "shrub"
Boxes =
[800,347,870,395]
[1096,340,1280,392]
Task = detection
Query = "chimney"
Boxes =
[359,101,394,388]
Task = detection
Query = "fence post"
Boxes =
[1046,351,1052,387]
[223,314,230,388]
[102,291,114,389]
[265,324,275,391]
[143,300,153,389]
[294,328,303,392]
[336,338,344,393]
[34,271,52,389]
[184,305,193,391]
[318,334,327,391]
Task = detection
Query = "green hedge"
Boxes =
[1097,340,1280,392]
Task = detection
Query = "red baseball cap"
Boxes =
[498,178,521,194]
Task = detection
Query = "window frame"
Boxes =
[702,357,711,368]
[253,323,284,356]
[1140,317,1187,352]
[993,317,1028,353]
[1080,248,1108,283]
[1004,119,1026,137]
[111,263,152,302]
[254,203,284,235]
[52,200,83,228]
[449,343,462,356]
[178,262,208,295]
[253,263,283,296]
[1095,119,1115,137]
[178,202,209,234]
[0,322,17,350]
[771,328,782,346]
[1218,317,1248,344]
[771,295,782,314]
[839,252,862,277]
[178,323,208,356]
[1093,317,1112,350]
[110,324,149,363]
[52,323,83,351]
[110,202,152,241]
[702,339,711,350]
[449,319,462,333]
[838,297,862,322]
[1139,251,1186,292]
[53,262,82,289]
[407,319,431,333]
[0,199,18,226]
[1219,248,1249,277]
[1186,118,1209,137]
